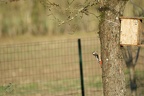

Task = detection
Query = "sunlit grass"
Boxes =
[0,76,102,96]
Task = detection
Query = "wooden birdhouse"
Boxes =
[120,17,144,46]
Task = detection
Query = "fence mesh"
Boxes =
[0,37,144,96]
[0,37,102,96]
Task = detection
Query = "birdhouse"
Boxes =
[120,17,144,46]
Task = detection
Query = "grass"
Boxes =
[0,76,102,96]
[0,34,143,96]
[0,35,101,96]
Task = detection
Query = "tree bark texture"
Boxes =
[99,0,126,96]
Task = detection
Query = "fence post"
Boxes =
[78,39,85,96]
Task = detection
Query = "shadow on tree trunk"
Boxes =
[122,46,141,96]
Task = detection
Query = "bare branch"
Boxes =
[67,0,75,5]
[58,0,99,25]
[40,0,60,11]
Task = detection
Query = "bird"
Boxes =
[92,51,102,68]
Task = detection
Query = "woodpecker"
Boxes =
[92,51,102,68]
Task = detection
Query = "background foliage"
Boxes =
[0,0,100,37]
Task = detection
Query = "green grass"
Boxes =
[0,35,143,96]
[0,36,101,96]
[0,86,5,96]
[0,77,102,96]
[17,83,39,94]
[0,74,103,96]
[89,80,102,89]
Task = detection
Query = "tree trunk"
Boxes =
[99,0,126,96]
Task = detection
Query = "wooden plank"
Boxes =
[120,44,144,47]
[120,19,141,45]
[120,17,144,20]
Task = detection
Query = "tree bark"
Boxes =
[99,0,126,96]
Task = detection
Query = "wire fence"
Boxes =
[0,37,102,96]
[0,37,144,96]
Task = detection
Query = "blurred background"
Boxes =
[0,0,100,39]
[0,1,103,96]
[1,0,144,96]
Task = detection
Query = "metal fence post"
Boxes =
[78,39,85,96]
